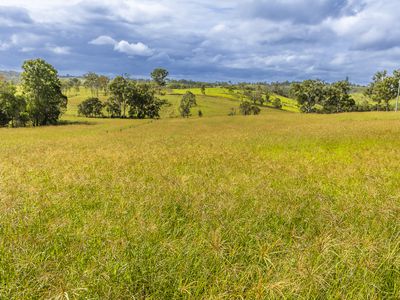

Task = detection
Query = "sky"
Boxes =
[0,0,399,83]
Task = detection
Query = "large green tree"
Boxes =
[21,59,67,126]
[291,80,325,113]
[366,70,399,111]
[322,80,355,113]
[108,76,131,118]
[107,76,167,119]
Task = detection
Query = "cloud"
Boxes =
[0,40,10,51]
[114,41,153,56]
[0,0,399,83]
[90,35,153,56]
[89,35,117,46]
[0,6,33,26]
[47,45,71,55]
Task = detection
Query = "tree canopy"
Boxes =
[21,59,67,126]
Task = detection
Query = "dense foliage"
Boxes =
[291,80,355,113]
[365,70,400,111]
[21,59,68,126]
[105,76,167,119]
[0,81,28,127]
[0,59,67,127]
[78,98,104,118]
[239,100,261,115]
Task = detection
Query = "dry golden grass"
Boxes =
[0,110,399,298]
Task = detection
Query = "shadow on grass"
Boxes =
[56,120,96,126]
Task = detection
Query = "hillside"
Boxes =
[65,87,298,118]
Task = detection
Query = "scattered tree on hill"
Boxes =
[365,70,399,111]
[108,76,131,118]
[198,109,203,117]
[201,85,206,95]
[128,83,168,119]
[83,72,100,96]
[21,59,67,126]
[291,80,325,113]
[98,75,110,95]
[179,91,197,117]
[151,68,169,87]
[71,78,81,93]
[272,97,282,109]
[107,75,168,119]
[239,100,261,115]
[0,81,28,127]
[78,98,104,118]
[323,80,355,113]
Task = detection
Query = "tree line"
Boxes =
[78,75,168,119]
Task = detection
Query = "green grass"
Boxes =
[172,87,300,112]
[0,108,399,299]
[65,87,271,118]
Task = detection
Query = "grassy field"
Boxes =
[171,87,300,112]
[1,106,400,299]
[65,87,292,117]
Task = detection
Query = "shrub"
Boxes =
[239,100,261,115]
[78,98,104,118]
[272,97,282,109]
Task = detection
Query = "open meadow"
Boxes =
[1,93,399,298]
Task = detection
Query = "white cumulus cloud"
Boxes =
[90,35,153,56]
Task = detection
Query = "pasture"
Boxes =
[0,91,399,299]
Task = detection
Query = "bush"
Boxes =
[228,108,237,116]
[272,97,282,109]
[78,98,104,118]
[239,101,261,115]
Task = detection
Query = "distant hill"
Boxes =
[0,71,20,82]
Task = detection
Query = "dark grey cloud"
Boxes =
[0,0,398,83]
[0,6,33,26]
[240,0,364,24]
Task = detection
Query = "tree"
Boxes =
[272,97,282,109]
[69,78,81,93]
[201,85,206,95]
[83,72,100,97]
[366,71,398,111]
[108,76,130,118]
[151,68,169,87]
[104,98,121,118]
[239,100,261,115]
[78,98,104,118]
[0,81,27,127]
[21,59,67,126]
[179,91,197,117]
[291,80,325,113]
[98,76,110,95]
[107,76,168,119]
[128,83,168,119]
[323,80,355,113]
